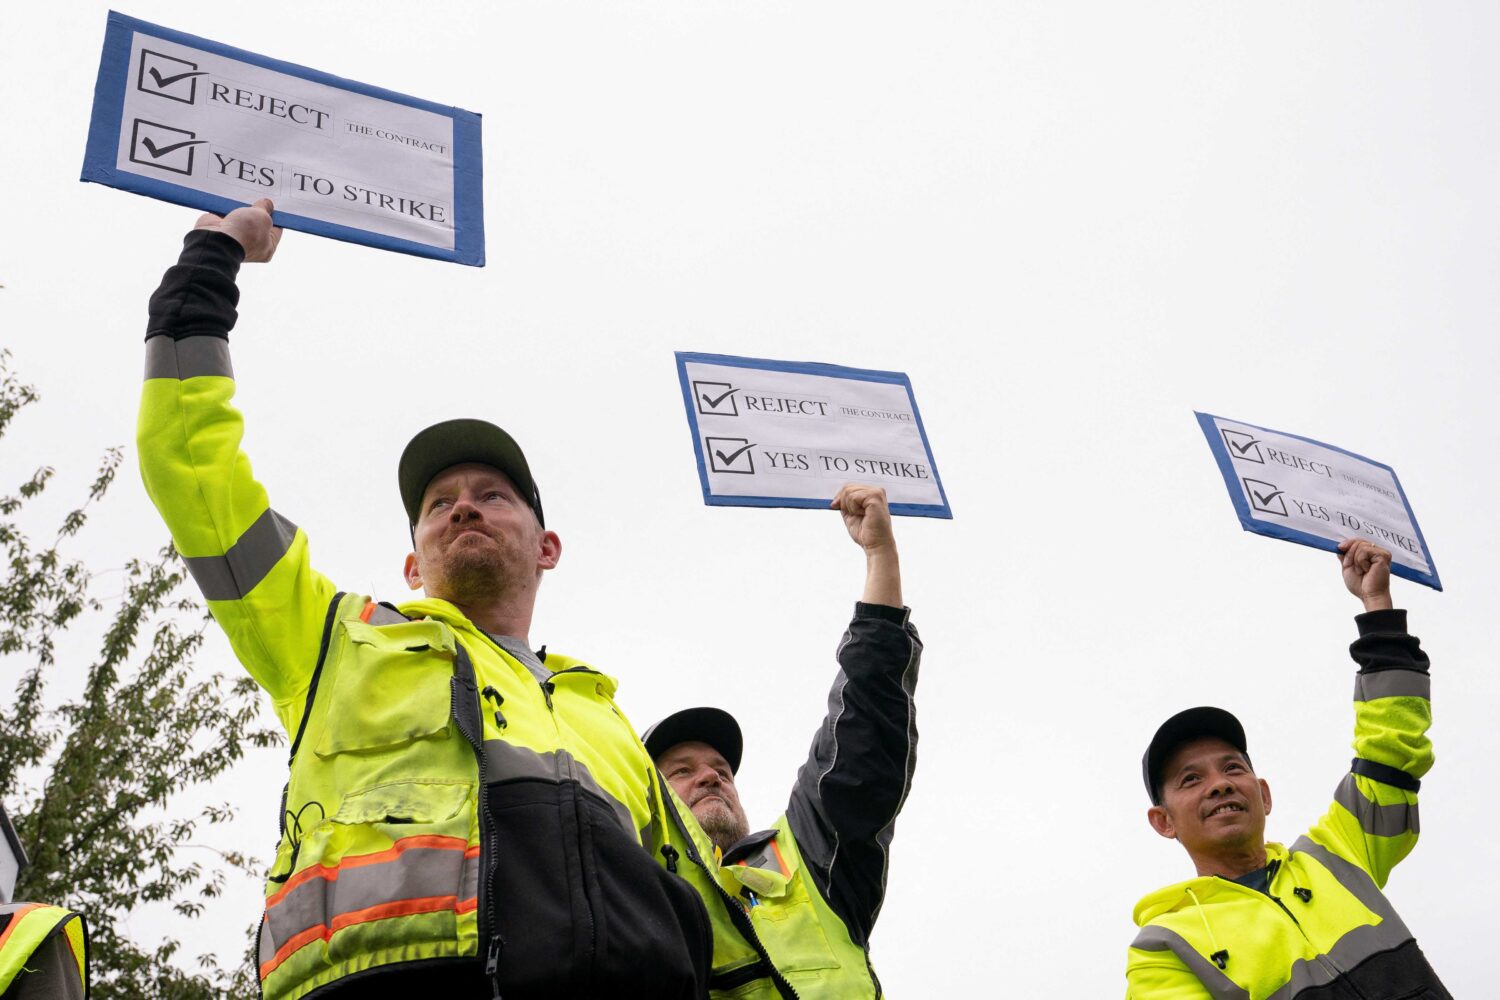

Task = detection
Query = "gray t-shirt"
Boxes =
[485,633,549,682]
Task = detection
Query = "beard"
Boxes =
[693,794,749,853]
[431,532,530,606]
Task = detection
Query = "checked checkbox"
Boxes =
[129,119,205,176]
[137,49,207,104]
[1242,478,1288,517]
[1222,429,1264,464]
[694,381,740,416]
[706,437,757,474]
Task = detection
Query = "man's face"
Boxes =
[658,741,750,853]
[403,463,559,605]
[1148,736,1272,860]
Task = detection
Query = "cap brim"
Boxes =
[644,707,744,775]
[1143,706,1248,804]
[399,418,543,527]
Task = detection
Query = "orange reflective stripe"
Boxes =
[260,894,470,978]
[265,834,469,907]
[769,836,790,877]
[259,835,478,980]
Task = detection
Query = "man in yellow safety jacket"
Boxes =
[646,484,922,998]
[137,199,712,998]
[1126,539,1450,999]
[1,805,88,999]
[0,904,88,1000]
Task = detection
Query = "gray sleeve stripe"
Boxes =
[811,632,854,883]
[1352,670,1430,703]
[1290,835,1408,924]
[869,633,920,929]
[1129,924,1250,999]
[145,335,233,381]
[1332,774,1420,838]
[183,508,298,601]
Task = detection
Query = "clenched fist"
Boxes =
[1339,538,1393,612]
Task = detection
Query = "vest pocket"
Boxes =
[261,780,478,973]
[752,876,840,972]
[315,619,457,757]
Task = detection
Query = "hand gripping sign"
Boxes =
[677,352,952,518]
[82,11,484,265]
[1196,412,1440,590]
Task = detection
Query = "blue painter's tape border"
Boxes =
[81,11,484,266]
[1195,411,1440,590]
[675,351,953,519]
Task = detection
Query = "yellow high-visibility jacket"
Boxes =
[1126,610,1450,1000]
[0,903,87,999]
[138,231,711,999]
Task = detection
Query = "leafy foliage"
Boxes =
[0,351,278,997]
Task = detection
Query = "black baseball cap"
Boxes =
[399,419,544,528]
[643,707,744,775]
[1142,706,1250,805]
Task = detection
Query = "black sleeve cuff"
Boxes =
[1350,608,1428,674]
[145,229,246,341]
[853,602,910,625]
[1355,608,1407,637]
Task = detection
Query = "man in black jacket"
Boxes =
[646,483,921,998]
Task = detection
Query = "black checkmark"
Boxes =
[701,387,739,408]
[1252,488,1283,506]
[148,67,207,88]
[1230,437,1261,455]
[714,443,756,466]
[140,137,205,158]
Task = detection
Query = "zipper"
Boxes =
[1262,860,1358,996]
[660,787,799,1000]
[450,645,502,999]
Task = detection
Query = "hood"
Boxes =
[1132,842,1291,926]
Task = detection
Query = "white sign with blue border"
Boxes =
[81,11,484,265]
[677,352,951,518]
[1196,411,1440,590]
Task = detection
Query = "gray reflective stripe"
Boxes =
[1290,836,1410,926]
[262,837,473,956]
[183,508,298,601]
[738,844,781,874]
[483,740,636,837]
[257,916,274,968]
[144,335,233,380]
[1353,670,1430,702]
[1332,774,1419,837]
[1130,924,1250,1000]
[365,604,408,626]
[1264,920,1417,1000]
[0,902,26,915]
[461,843,479,904]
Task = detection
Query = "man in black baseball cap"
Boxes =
[397,418,557,641]
[645,484,924,999]
[135,202,712,999]
[643,707,748,852]
[1126,539,1450,999]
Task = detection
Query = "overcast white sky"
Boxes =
[4,2,1498,995]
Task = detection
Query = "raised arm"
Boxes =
[785,484,922,947]
[1300,539,1431,886]
[139,200,336,735]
